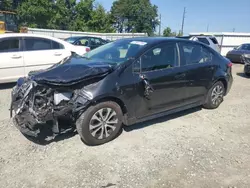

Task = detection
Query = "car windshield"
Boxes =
[83,40,148,65]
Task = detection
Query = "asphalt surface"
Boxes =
[0,64,249,188]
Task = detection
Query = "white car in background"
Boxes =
[0,33,90,83]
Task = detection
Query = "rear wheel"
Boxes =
[76,101,123,146]
[203,81,225,109]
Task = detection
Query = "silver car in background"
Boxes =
[178,35,221,53]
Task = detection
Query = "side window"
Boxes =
[52,41,64,49]
[94,38,102,45]
[24,38,52,51]
[77,38,88,46]
[90,38,96,46]
[101,39,107,45]
[90,38,102,46]
[0,38,20,52]
[181,43,213,65]
[141,43,178,72]
[210,37,218,44]
[197,38,210,45]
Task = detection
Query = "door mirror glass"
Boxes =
[133,58,141,73]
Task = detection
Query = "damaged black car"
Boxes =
[11,38,233,145]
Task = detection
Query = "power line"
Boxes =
[181,7,186,35]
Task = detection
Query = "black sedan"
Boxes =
[226,43,250,63]
[11,38,233,145]
[64,36,109,50]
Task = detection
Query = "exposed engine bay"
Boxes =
[11,78,92,139]
[10,55,113,140]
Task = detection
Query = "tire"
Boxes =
[203,81,225,109]
[76,101,123,146]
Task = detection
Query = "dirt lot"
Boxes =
[0,64,249,188]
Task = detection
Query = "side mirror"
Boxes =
[133,58,141,73]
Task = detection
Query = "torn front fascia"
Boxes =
[71,88,92,115]
[11,79,93,138]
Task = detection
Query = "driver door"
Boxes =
[134,42,189,118]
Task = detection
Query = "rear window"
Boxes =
[197,38,210,45]
[210,37,218,44]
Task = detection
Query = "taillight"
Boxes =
[86,47,90,52]
[227,62,233,67]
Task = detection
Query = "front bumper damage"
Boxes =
[10,55,113,141]
[10,78,92,140]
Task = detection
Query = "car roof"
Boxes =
[0,33,57,39]
[65,36,104,40]
[0,33,72,46]
[115,37,201,45]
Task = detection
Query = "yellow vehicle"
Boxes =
[0,11,18,33]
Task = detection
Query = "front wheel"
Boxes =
[203,81,225,109]
[76,101,123,146]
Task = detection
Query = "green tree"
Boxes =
[110,0,159,35]
[177,30,183,37]
[70,0,94,31]
[48,0,76,30]
[87,4,115,32]
[0,0,12,10]
[17,0,54,28]
[163,27,177,37]
[163,27,172,37]
[15,0,115,32]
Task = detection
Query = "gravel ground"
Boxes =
[0,64,249,188]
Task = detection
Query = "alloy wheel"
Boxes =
[211,85,224,106]
[89,108,118,140]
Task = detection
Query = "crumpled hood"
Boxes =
[30,56,113,86]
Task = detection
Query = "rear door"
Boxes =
[23,37,70,75]
[178,41,217,103]
[0,37,24,83]
[134,42,189,118]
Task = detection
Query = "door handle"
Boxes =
[139,74,154,99]
[175,73,186,79]
[54,52,62,56]
[11,55,22,59]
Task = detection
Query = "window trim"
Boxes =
[133,41,180,74]
[178,41,215,67]
[0,37,22,53]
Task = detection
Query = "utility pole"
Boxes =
[158,14,161,36]
[181,7,186,35]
